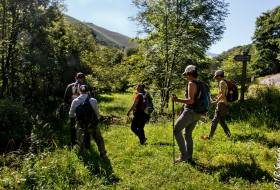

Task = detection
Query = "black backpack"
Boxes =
[75,96,98,124]
[192,80,211,114]
[224,80,238,102]
[142,93,154,115]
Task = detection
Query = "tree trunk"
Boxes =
[160,0,181,113]
[1,0,7,97]
[159,1,170,113]
[7,6,20,97]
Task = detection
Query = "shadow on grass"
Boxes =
[151,142,173,146]
[97,95,114,103]
[233,133,280,148]
[195,156,273,183]
[228,86,280,130]
[81,147,120,185]
[103,106,127,114]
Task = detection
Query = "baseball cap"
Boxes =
[213,70,224,78]
[182,65,197,76]
[76,72,85,79]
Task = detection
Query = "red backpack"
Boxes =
[224,80,238,102]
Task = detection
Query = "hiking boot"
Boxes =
[174,154,188,163]
[140,138,147,145]
[226,133,231,139]
[185,158,196,166]
[201,135,210,140]
[174,157,187,163]
[100,151,108,159]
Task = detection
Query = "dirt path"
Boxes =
[259,73,280,87]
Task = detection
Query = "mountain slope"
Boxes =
[86,22,137,49]
[64,15,137,49]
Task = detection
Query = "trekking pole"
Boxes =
[172,98,175,165]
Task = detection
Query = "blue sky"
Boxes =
[63,0,280,54]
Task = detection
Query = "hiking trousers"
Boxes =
[174,108,201,160]
[209,102,231,138]
[70,118,76,146]
[76,121,107,157]
[131,112,149,143]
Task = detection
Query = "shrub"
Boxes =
[0,98,32,152]
[229,86,280,129]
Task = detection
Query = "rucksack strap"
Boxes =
[221,79,228,96]
[191,80,200,99]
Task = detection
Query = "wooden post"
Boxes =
[233,52,250,102]
[240,57,247,102]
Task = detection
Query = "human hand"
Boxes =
[211,100,217,104]
[172,94,178,102]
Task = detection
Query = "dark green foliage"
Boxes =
[253,6,280,76]
[229,86,280,129]
[215,6,280,78]
[215,45,253,83]
[0,98,32,152]
[132,0,228,111]
[29,116,61,152]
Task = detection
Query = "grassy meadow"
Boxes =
[0,87,279,189]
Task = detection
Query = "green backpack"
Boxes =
[192,80,211,114]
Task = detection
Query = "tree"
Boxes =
[0,0,65,99]
[253,6,280,76]
[132,0,228,112]
[216,45,254,83]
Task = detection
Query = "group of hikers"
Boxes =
[63,64,237,164]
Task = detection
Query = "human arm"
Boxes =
[89,98,100,119]
[69,100,76,118]
[172,82,197,105]
[212,81,227,104]
[64,84,72,104]
[127,96,139,116]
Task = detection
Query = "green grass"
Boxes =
[0,90,279,189]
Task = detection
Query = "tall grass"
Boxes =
[0,88,279,189]
[275,148,280,189]
[229,85,280,129]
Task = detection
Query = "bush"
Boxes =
[0,98,32,151]
[21,149,94,189]
[229,86,280,129]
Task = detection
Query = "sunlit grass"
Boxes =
[0,91,279,189]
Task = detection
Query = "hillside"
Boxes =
[86,23,137,49]
[64,15,137,49]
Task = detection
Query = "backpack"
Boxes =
[71,83,81,101]
[224,80,238,102]
[192,80,211,114]
[142,93,154,115]
[75,96,98,124]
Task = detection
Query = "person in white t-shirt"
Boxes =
[69,85,107,158]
